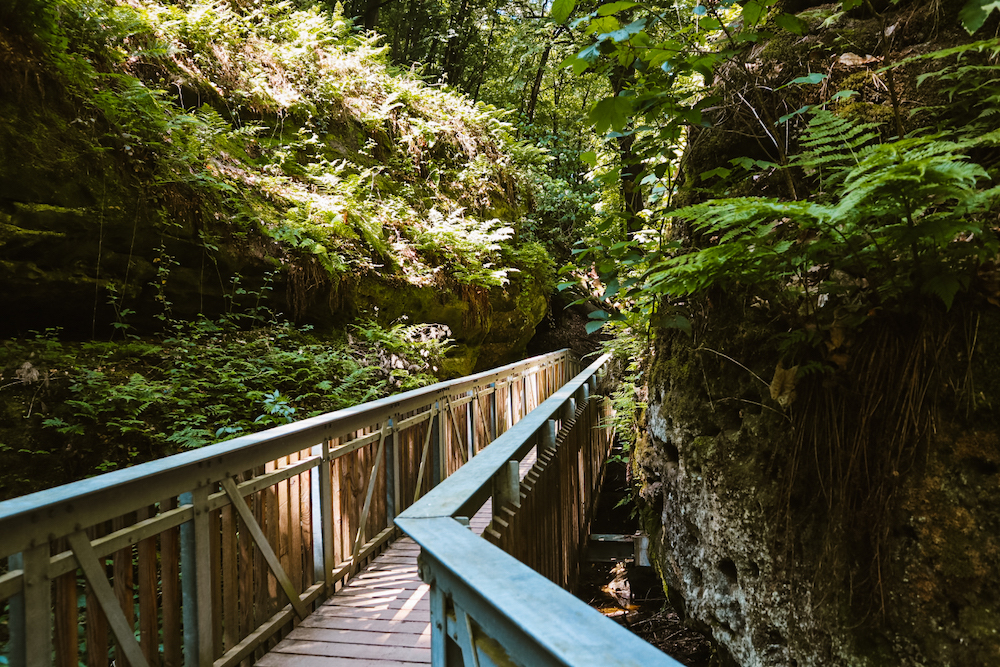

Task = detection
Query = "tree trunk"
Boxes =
[525,44,551,124]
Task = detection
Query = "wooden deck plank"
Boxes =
[285,626,431,648]
[271,639,430,662]
[260,450,538,666]
[259,654,426,667]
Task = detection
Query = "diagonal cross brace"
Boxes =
[67,530,151,667]
[221,477,310,619]
[351,420,390,568]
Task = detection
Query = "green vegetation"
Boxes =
[0,285,449,497]
[0,0,572,497]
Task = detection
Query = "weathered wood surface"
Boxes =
[259,449,538,666]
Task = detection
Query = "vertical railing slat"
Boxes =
[112,515,134,667]
[160,499,181,667]
[137,506,160,667]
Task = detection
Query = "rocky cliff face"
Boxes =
[637,305,1000,665]
[634,0,1000,663]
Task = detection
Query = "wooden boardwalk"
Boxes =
[259,451,533,666]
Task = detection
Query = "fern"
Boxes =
[789,108,880,194]
[644,109,1000,348]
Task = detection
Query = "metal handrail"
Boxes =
[0,350,573,560]
[396,354,683,666]
[0,348,576,667]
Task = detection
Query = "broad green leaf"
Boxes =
[701,167,732,180]
[777,105,811,123]
[842,0,862,8]
[960,0,1000,33]
[598,18,648,43]
[556,281,577,291]
[743,0,765,25]
[603,279,621,300]
[551,0,576,24]
[774,12,809,34]
[590,96,634,133]
[792,72,827,85]
[585,321,606,335]
[830,89,858,101]
[656,314,692,336]
[598,1,639,16]
[588,310,610,320]
[581,150,598,166]
[585,16,620,36]
[693,4,708,16]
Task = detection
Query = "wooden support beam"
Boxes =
[220,478,309,620]
[66,531,150,667]
[351,421,389,568]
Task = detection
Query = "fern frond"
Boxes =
[790,108,881,192]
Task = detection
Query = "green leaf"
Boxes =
[777,105,811,123]
[551,0,576,24]
[842,0,862,9]
[588,310,610,320]
[959,0,1000,33]
[922,274,963,309]
[743,0,766,24]
[701,166,732,180]
[693,4,708,16]
[585,321,606,335]
[590,96,634,133]
[830,89,858,101]
[774,12,809,34]
[598,1,639,16]
[598,18,648,43]
[792,72,827,85]
[581,150,598,166]
[655,314,692,336]
[556,281,577,291]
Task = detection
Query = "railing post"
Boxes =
[488,382,497,441]
[312,440,335,592]
[386,416,397,523]
[540,419,557,454]
[492,460,520,513]
[431,401,443,487]
[180,486,213,666]
[563,397,576,424]
[466,397,474,460]
[8,544,51,667]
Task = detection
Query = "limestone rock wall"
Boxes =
[637,308,1000,665]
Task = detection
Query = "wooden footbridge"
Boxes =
[0,350,681,666]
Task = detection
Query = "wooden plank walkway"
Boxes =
[259,448,536,666]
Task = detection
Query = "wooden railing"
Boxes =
[0,349,577,667]
[396,354,683,666]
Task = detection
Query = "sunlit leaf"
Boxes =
[551,0,576,24]
[742,0,765,24]
[598,1,639,16]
